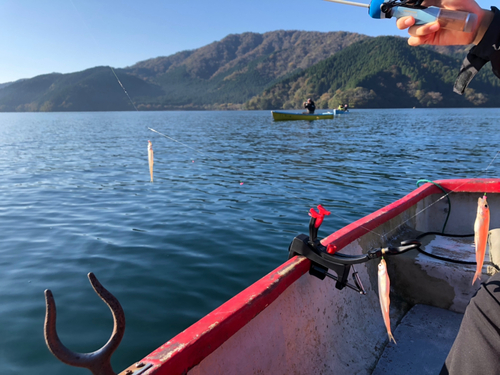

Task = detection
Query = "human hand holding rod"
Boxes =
[324,0,478,32]
[395,0,494,46]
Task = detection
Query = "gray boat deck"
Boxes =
[372,304,464,375]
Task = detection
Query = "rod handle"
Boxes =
[392,6,477,32]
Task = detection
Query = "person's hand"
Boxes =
[396,0,491,46]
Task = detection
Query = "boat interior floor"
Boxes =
[388,230,481,313]
[372,304,463,375]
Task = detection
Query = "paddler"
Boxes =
[303,98,316,114]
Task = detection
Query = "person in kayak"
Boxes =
[395,0,498,94]
[397,4,500,373]
[303,98,315,114]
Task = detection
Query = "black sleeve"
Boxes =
[454,7,500,94]
[440,273,500,375]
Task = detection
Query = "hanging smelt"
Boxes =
[473,194,490,284]
[148,140,154,182]
[378,258,396,344]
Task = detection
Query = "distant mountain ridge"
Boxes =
[0,30,371,112]
[0,68,162,112]
[127,30,368,80]
[0,31,495,111]
[0,82,14,90]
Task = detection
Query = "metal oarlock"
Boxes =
[44,273,125,375]
[288,206,421,292]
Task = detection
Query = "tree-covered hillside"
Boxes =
[125,30,368,110]
[0,67,162,112]
[246,36,500,109]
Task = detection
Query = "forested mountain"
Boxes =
[0,31,496,112]
[0,82,15,90]
[246,36,500,109]
[0,68,162,112]
[123,31,368,109]
[0,31,367,112]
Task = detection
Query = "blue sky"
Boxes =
[0,0,491,83]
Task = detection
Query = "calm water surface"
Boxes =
[1,109,499,373]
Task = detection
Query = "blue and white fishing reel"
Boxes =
[368,0,477,32]
[325,0,477,33]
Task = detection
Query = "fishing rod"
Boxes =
[110,67,138,112]
[324,0,477,32]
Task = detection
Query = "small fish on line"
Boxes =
[148,140,154,182]
[473,194,490,284]
[378,257,396,344]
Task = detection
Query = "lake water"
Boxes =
[1,108,499,374]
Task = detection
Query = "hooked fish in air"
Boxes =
[473,194,490,285]
[378,258,396,344]
[148,140,154,182]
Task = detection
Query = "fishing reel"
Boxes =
[380,0,425,14]
[288,205,421,294]
[368,0,477,32]
[370,0,427,19]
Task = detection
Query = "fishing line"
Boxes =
[147,127,359,220]
[110,67,139,112]
[149,128,209,156]
[147,126,500,248]
[147,126,396,245]
[148,124,429,243]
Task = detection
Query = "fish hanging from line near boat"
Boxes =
[148,140,154,182]
[473,194,490,284]
[378,257,396,344]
